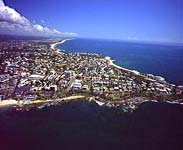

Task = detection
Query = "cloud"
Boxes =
[0,1,30,25]
[0,0,5,6]
[0,0,78,37]
[0,22,35,36]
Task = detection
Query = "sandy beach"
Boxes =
[50,39,73,51]
[0,99,18,108]
[31,95,86,104]
[105,56,159,83]
[105,56,141,75]
[0,95,86,108]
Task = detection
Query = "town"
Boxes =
[0,39,183,109]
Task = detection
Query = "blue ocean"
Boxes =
[58,38,183,85]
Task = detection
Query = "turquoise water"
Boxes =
[58,38,183,85]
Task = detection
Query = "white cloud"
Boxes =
[0,0,5,6]
[0,0,78,37]
[0,0,30,25]
[53,29,61,34]
[33,24,45,32]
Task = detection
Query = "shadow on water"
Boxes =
[0,100,183,150]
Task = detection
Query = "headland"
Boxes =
[0,39,182,111]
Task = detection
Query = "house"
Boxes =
[82,85,89,92]
[72,80,82,89]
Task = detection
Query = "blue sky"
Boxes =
[1,0,183,43]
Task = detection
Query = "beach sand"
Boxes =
[50,39,73,53]
[0,99,17,108]
[105,56,140,75]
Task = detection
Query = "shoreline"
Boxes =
[51,40,143,77]
[105,56,141,76]
[105,57,163,84]
[1,96,183,111]
[53,39,182,95]
[49,39,183,104]
[0,99,17,108]
[1,39,182,110]
[50,38,73,51]
[53,39,178,86]
[0,95,86,109]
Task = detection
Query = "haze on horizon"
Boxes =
[0,0,182,43]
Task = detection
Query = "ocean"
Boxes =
[58,38,183,85]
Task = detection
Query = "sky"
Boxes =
[0,0,182,43]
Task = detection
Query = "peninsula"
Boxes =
[0,39,182,110]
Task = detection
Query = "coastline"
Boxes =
[52,39,183,91]
[54,39,171,85]
[52,40,143,77]
[0,95,86,109]
[49,39,183,104]
[57,39,182,91]
[105,57,162,84]
[1,96,182,111]
[50,39,73,52]
[105,56,141,75]
[0,99,17,108]
[1,39,182,110]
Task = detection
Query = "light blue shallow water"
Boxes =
[58,38,183,85]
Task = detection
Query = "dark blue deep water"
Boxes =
[58,38,183,85]
[0,101,183,150]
